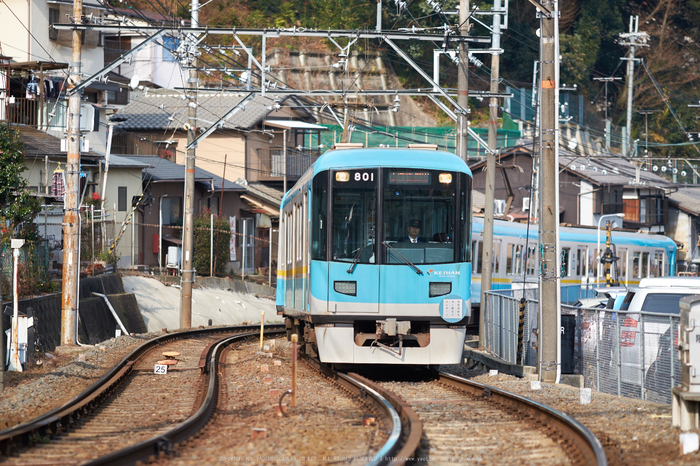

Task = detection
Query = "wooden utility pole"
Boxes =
[479,0,503,348]
[458,0,470,160]
[180,0,199,329]
[535,0,560,383]
[61,0,84,346]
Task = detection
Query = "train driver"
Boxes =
[400,219,426,243]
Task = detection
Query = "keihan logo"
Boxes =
[427,270,460,276]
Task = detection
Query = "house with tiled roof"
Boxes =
[118,154,271,274]
[469,140,676,232]
[666,187,700,272]
[112,88,325,191]
[18,126,150,270]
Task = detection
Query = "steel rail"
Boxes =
[437,371,608,466]
[302,356,422,466]
[0,324,284,456]
[83,328,286,465]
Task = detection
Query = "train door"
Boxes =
[285,210,294,308]
[294,202,304,309]
[302,193,309,310]
[328,168,379,313]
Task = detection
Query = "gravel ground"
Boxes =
[441,364,700,465]
[164,338,386,466]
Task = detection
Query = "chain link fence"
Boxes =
[484,289,681,404]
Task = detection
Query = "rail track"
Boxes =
[1,328,607,465]
[0,325,285,465]
[0,328,412,466]
[348,368,607,465]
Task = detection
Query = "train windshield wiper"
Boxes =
[347,242,369,273]
[382,241,423,275]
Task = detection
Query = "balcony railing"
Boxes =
[249,148,320,182]
[2,97,66,130]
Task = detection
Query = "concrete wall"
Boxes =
[1,274,145,363]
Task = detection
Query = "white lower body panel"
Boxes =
[315,325,466,364]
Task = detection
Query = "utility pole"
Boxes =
[531,0,560,383]
[593,76,622,150]
[619,15,649,157]
[458,0,470,160]
[61,0,84,346]
[180,0,199,329]
[638,109,658,158]
[479,0,502,348]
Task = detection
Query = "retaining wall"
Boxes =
[1,274,146,361]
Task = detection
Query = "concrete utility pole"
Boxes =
[458,0,470,160]
[61,0,84,346]
[593,76,622,150]
[180,0,199,329]
[479,0,503,348]
[533,0,561,383]
[619,15,649,157]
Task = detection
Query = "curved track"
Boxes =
[0,326,284,465]
[352,369,607,465]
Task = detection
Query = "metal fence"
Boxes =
[484,290,681,404]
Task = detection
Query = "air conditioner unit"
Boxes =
[80,104,97,132]
[494,199,506,216]
[523,197,531,211]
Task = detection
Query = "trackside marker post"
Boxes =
[291,333,298,408]
[260,310,265,348]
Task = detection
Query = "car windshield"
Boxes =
[640,293,689,315]
[620,291,635,311]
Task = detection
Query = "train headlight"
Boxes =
[438,173,452,184]
[429,282,452,297]
[335,171,350,182]
[334,281,357,296]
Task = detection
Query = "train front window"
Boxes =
[382,169,458,264]
[331,169,377,263]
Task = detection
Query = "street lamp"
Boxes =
[597,213,625,285]
[159,194,168,274]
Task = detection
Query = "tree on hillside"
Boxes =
[0,123,41,246]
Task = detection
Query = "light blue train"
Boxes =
[276,147,473,365]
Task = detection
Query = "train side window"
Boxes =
[642,252,650,277]
[474,241,482,273]
[526,244,536,276]
[493,241,500,274]
[632,251,640,278]
[654,252,661,277]
[507,243,523,275]
[618,249,627,282]
[311,173,328,260]
[561,247,570,277]
[574,249,586,277]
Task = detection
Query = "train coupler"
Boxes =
[376,318,410,337]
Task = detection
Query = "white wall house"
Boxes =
[0,0,106,76]
[103,7,184,90]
